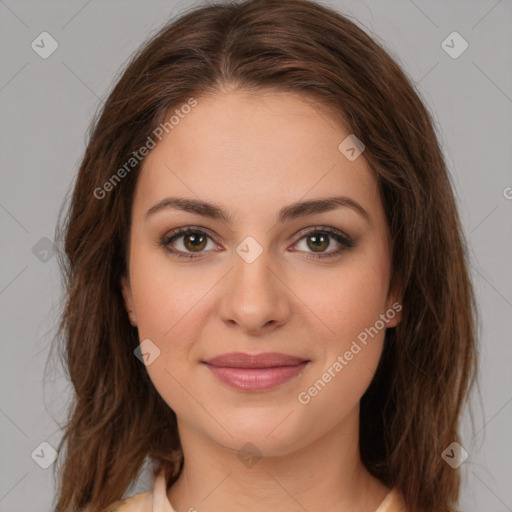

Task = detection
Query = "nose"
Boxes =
[217,248,291,336]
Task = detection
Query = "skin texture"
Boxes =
[121,88,402,512]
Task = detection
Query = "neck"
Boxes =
[167,405,390,512]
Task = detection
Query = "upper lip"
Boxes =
[203,352,309,369]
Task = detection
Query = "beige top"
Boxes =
[103,468,407,512]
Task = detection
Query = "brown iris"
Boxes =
[184,232,207,252]
[307,233,329,252]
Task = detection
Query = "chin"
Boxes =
[210,411,310,458]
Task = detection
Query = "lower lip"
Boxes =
[204,362,309,391]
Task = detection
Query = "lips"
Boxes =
[204,352,307,368]
[202,352,309,391]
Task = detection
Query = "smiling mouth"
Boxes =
[202,352,310,391]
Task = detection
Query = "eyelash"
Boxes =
[160,225,354,261]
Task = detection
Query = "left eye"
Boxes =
[291,227,354,259]
[160,226,354,260]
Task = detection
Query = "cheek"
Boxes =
[303,250,391,347]
[293,244,391,403]
[128,243,218,389]
[129,238,208,338]
[129,255,211,415]
[294,261,391,422]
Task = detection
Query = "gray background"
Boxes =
[1,0,511,510]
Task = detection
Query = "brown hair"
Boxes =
[50,0,479,510]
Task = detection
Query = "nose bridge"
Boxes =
[218,239,289,332]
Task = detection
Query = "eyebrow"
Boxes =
[145,195,371,225]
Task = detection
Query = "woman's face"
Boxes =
[121,88,401,456]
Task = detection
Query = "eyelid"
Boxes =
[292,225,353,244]
[160,224,354,259]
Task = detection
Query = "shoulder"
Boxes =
[374,487,408,512]
[101,490,152,512]
[100,466,173,512]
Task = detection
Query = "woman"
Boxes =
[52,0,478,511]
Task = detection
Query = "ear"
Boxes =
[120,275,137,326]
[384,281,403,328]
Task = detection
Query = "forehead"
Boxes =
[133,89,382,224]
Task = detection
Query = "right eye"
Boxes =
[160,227,219,259]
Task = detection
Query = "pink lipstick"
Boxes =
[202,352,309,391]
